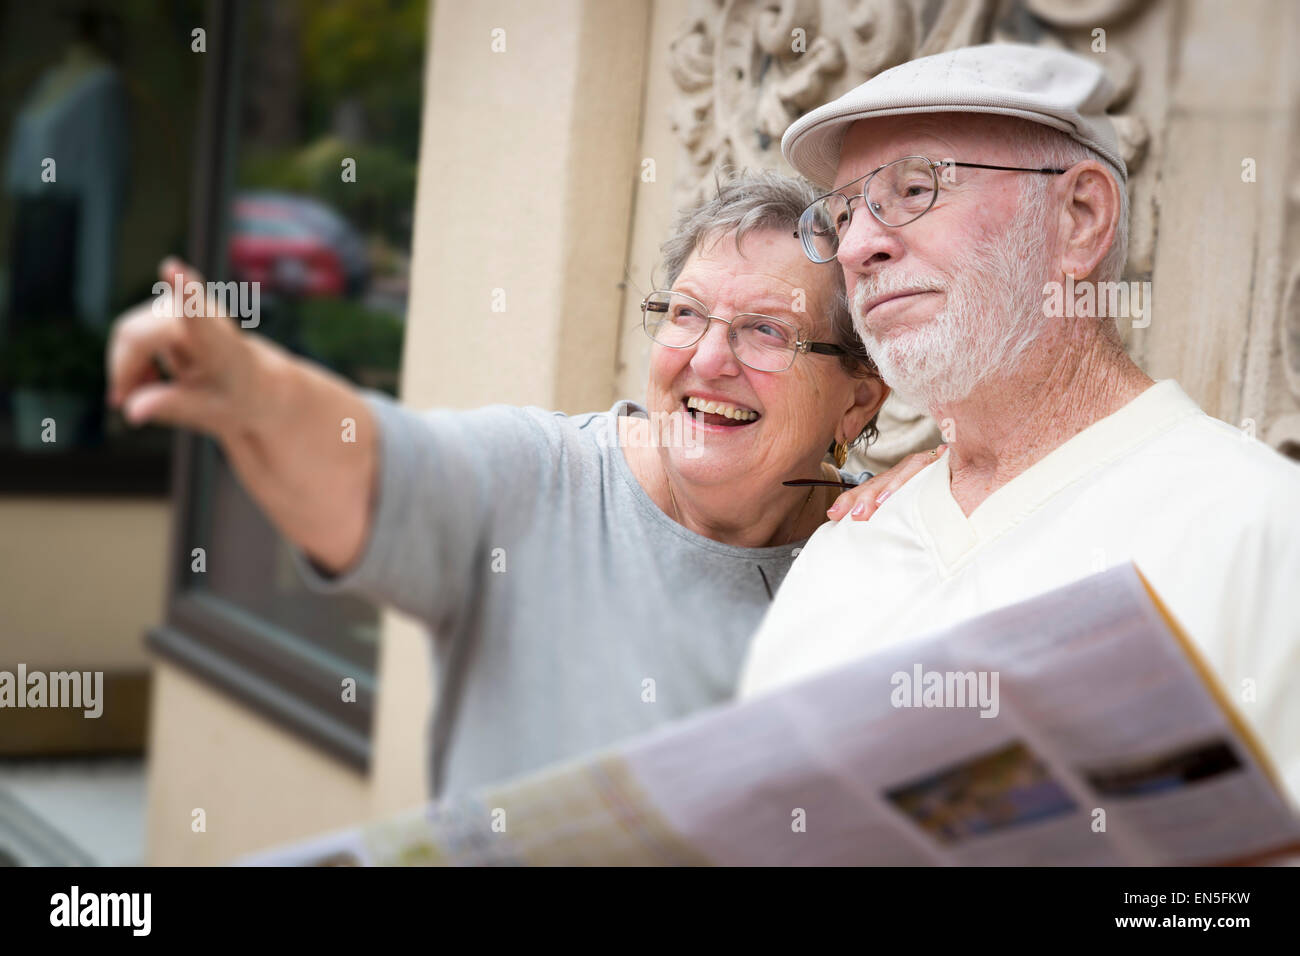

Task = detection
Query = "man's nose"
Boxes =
[689,317,743,377]
[836,204,905,275]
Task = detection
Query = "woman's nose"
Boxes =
[689,317,743,377]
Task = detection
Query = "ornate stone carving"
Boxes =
[669,0,1150,191]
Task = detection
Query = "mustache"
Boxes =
[851,272,947,320]
[852,273,946,303]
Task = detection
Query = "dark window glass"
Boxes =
[0,2,206,492]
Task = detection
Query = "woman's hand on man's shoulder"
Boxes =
[826,445,947,522]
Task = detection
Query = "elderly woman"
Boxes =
[107,171,923,798]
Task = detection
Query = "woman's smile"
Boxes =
[682,393,762,429]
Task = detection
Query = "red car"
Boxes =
[227,196,364,298]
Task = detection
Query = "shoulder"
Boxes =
[460,401,638,485]
[510,400,631,457]
[370,394,618,444]
[1118,409,1300,560]
[1153,411,1300,506]
[357,390,628,476]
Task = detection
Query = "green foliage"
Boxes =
[239,137,417,247]
[299,0,428,160]
[235,0,428,250]
[298,298,404,386]
[2,320,108,393]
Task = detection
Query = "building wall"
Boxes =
[0,500,168,672]
[0,500,167,757]
[143,662,370,866]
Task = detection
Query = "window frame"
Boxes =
[145,0,376,772]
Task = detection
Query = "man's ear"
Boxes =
[841,375,890,444]
[1058,160,1122,280]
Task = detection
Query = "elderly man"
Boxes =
[738,44,1300,804]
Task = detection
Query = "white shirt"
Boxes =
[739,380,1300,805]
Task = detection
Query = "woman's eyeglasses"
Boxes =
[641,289,847,373]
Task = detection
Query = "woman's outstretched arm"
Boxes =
[107,258,377,575]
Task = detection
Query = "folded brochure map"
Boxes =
[243,563,1300,866]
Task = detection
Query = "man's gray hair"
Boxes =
[1011,121,1130,284]
[659,168,881,447]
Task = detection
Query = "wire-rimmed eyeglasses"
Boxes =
[641,290,848,373]
[795,155,1067,263]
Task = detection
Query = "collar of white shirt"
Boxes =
[918,379,1202,572]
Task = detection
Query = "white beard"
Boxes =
[851,193,1054,411]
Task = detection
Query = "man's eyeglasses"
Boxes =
[641,290,847,373]
[795,155,1066,263]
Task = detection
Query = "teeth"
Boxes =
[686,396,758,421]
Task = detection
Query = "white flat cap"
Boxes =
[782,43,1126,188]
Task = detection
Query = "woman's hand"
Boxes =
[107,257,264,440]
[107,257,379,575]
[825,445,947,522]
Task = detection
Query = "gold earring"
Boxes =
[833,440,849,469]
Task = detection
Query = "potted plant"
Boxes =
[2,319,107,451]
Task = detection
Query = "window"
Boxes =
[0,1,207,494]
[148,0,428,769]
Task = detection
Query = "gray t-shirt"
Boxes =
[292,394,866,798]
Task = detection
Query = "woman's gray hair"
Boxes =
[658,168,881,448]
